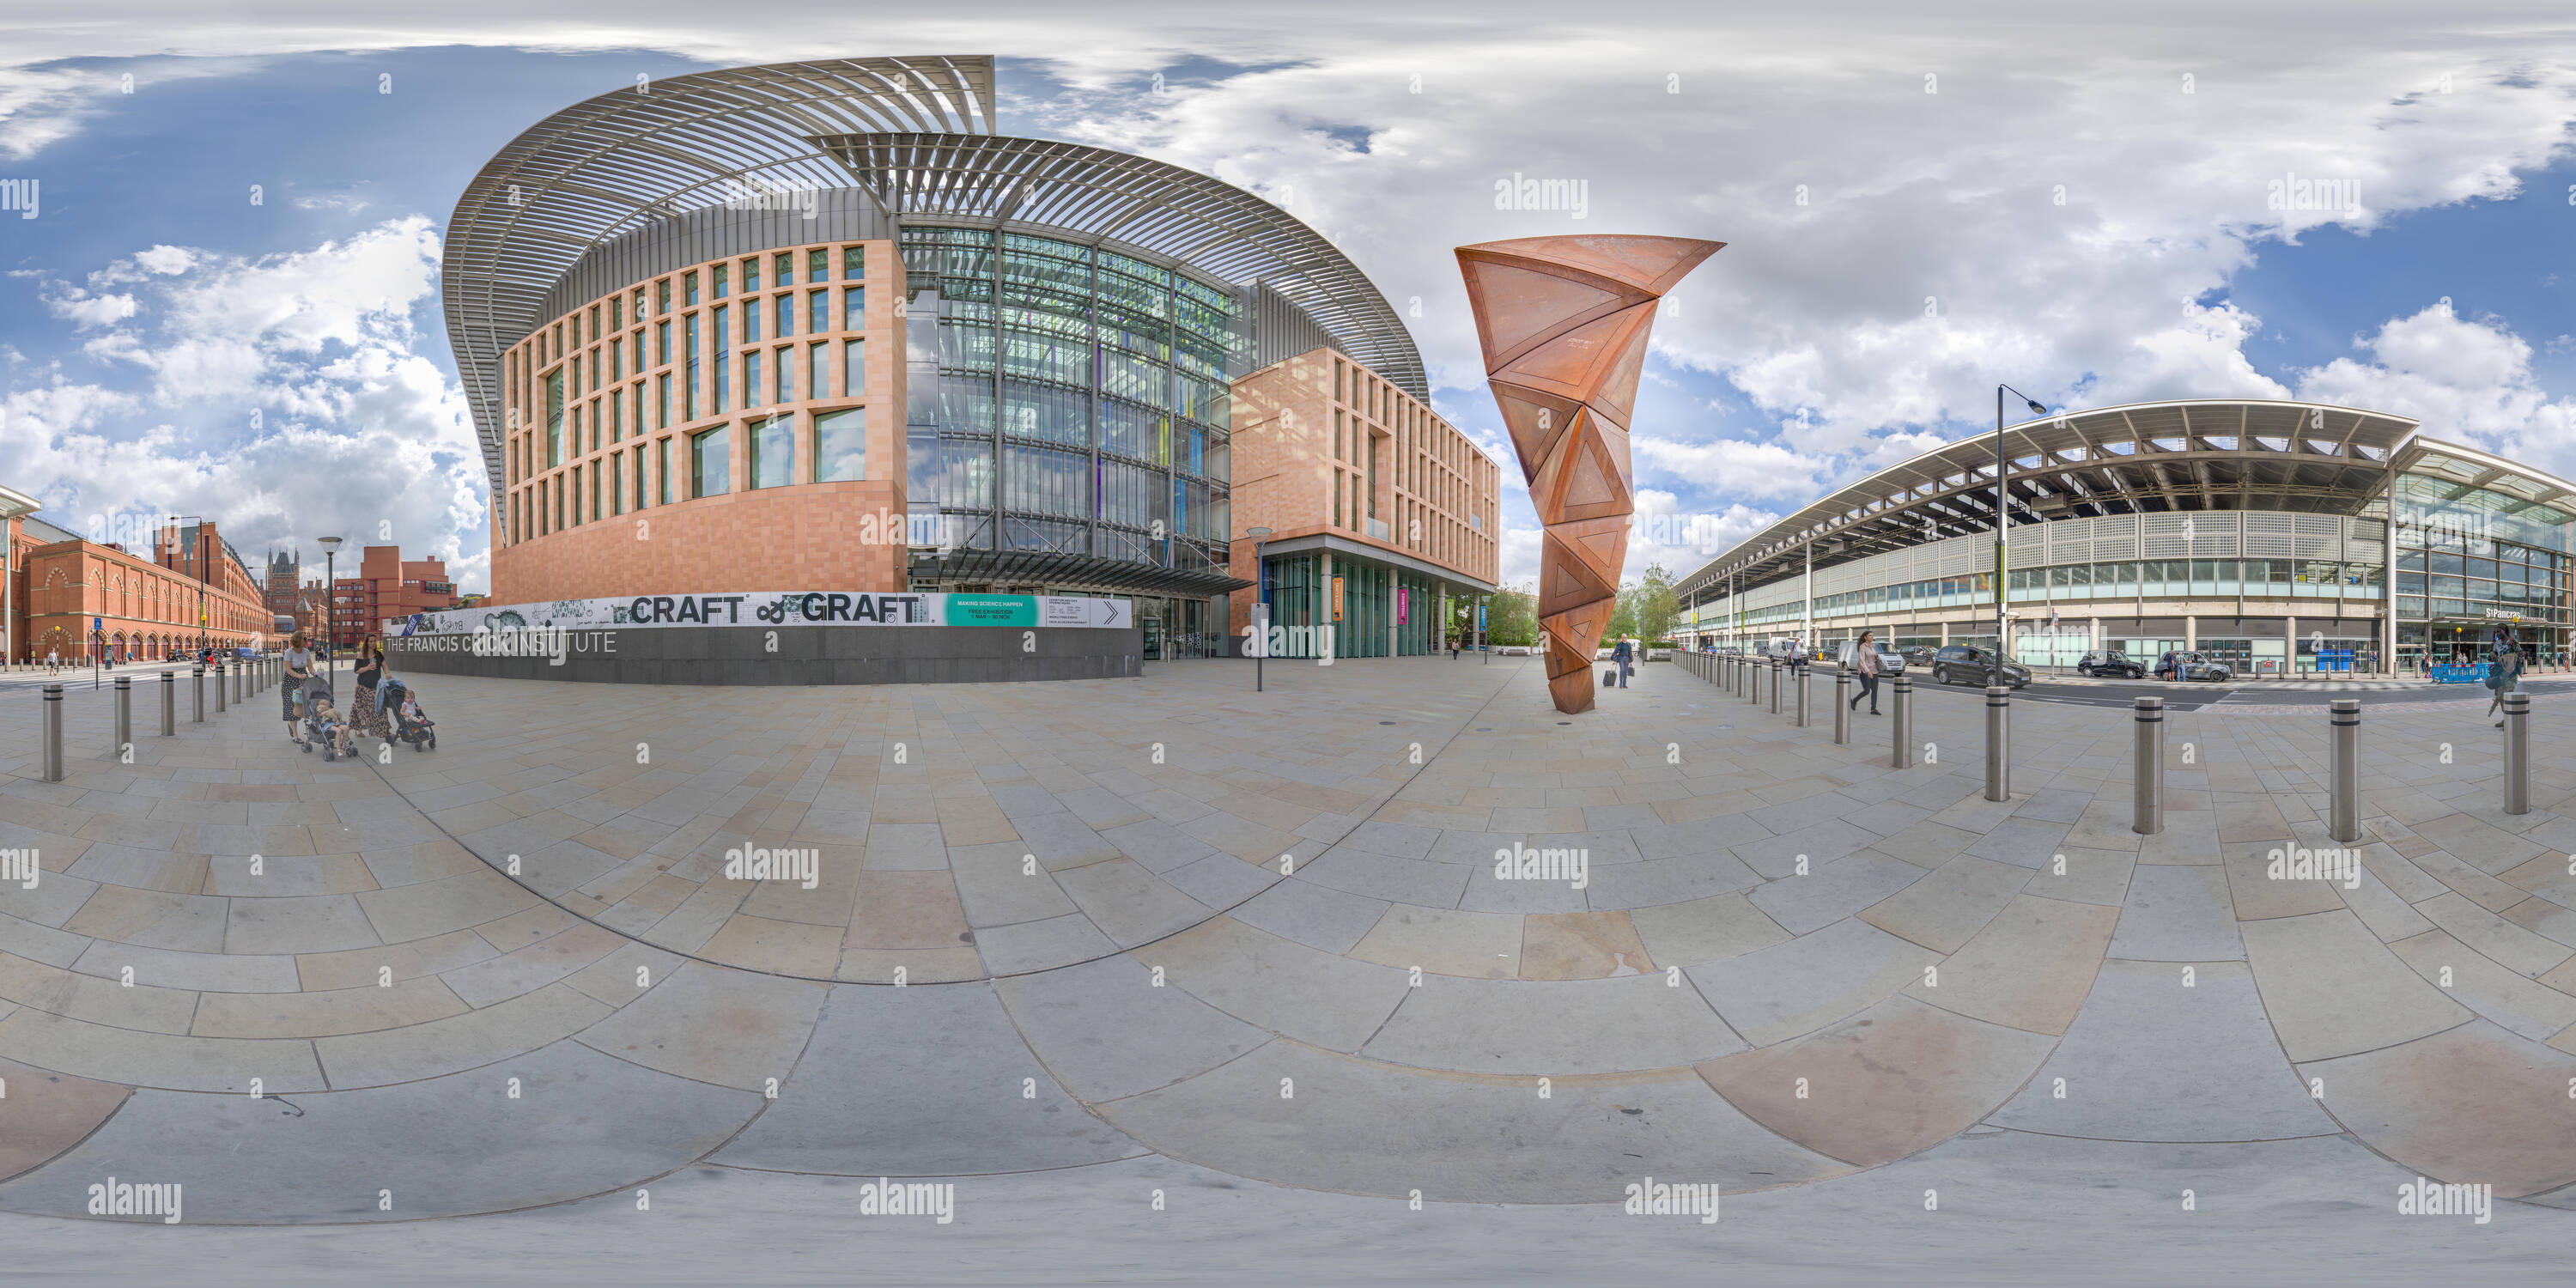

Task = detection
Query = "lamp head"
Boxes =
[1245,526,1273,540]
[318,536,343,554]
[2026,399,2047,415]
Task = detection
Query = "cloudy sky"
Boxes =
[2,1,2572,595]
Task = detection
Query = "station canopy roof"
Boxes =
[1677,399,2427,598]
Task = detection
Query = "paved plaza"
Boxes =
[0,654,2570,1280]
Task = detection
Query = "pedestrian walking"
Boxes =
[1848,629,1884,715]
[1612,636,1634,688]
[2488,625,2525,728]
[281,632,316,744]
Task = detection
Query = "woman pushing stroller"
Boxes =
[351,635,397,751]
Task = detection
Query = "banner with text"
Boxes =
[387,592,1134,637]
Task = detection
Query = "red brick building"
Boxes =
[332,545,459,647]
[3,507,268,663]
[1225,347,1504,657]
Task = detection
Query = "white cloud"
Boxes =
[3,216,487,591]
[43,288,137,330]
[2296,300,2576,475]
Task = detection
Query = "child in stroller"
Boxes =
[299,680,352,762]
[386,679,435,752]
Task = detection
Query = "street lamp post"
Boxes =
[1244,527,1273,692]
[1994,385,2049,687]
[318,536,343,682]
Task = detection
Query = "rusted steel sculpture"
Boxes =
[1455,235,1723,713]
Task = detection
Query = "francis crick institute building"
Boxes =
[448,55,1500,665]
[1675,399,2576,677]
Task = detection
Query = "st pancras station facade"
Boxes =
[1675,399,2576,677]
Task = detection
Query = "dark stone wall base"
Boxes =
[388,627,1144,685]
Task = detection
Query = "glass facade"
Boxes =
[900,225,1241,577]
[2390,456,2573,671]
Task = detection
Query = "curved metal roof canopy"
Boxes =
[1676,399,2421,599]
[444,56,1428,494]
[813,133,1426,402]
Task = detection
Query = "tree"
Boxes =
[1633,563,1681,643]
[1484,584,1539,646]
[1610,564,1682,643]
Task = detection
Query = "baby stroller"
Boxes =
[385,679,436,752]
[298,678,348,762]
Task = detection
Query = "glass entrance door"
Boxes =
[1143,616,1163,661]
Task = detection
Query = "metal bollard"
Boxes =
[1834,665,1851,744]
[234,662,244,704]
[161,671,175,735]
[2329,698,2360,843]
[2132,696,2164,835]
[1984,685,2010,801]
[1795,664,1811,727]
[114,676,131,759]
[1769,659,1783,714]
[1748,658,1761,706]
[214,664,227,714]
[1892,675,1912,768]
[40,684,63,783]
[2503,692,2529,817]
[192,665,204,723]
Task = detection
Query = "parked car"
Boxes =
[1929,643,2032,688]
[1495,644,1534,656]
[2076,650,2147,679]
[1900,645,1939,668]
[2162,650,2233,682]
[1832,640,1908,676]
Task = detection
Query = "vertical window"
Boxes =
[569,464,581,525]
[632,382,645,438]
[750,414,794,489]
[809,290,828,334]
[656,374,671,428]
[691,425,730,497]
[553,476,563,531]
[588,462,600,523]
[1334,470,1344,526]
[609,337,622,382]
[809,343,829,400]
[587,304,600,340]
[656,438,671,506]
[656,320,670,366]
[657,279,671,315]
[775,347,793,403]
[842,339,866,395]
[685,314,701,418]
[815,407,865,483]
[610,453,623,516]
[1334,409,1345,461]
[842,286,864,331]
[743,298,761,343]
[777,293,795,337]
[608,394,622,443]
[545,371,562,466]
[633,288,646,320]
[744,350,763,409]
[743,256,761,290]
[633,446,647,512]
[773,252,792,286]
[711,307,729,411]
[712,263,728,299]
[609,296,622,331]
[683,270,698,307]
[842,246,865,280]
[808,248,828,283]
